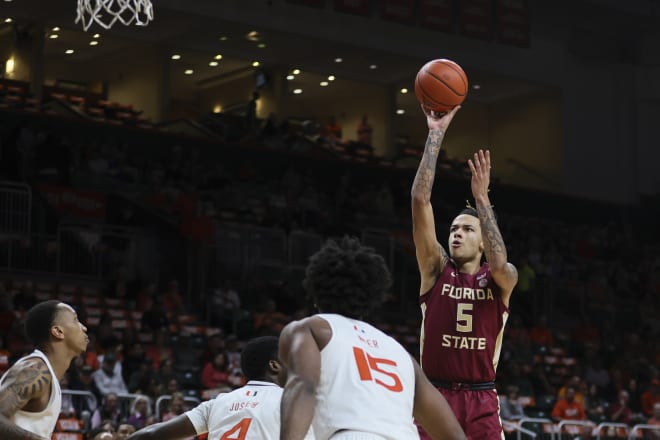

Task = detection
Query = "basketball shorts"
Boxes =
[417,388,504,440]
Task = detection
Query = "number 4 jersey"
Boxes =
[314,314,418,440]
[185,380,313,440]
[419,261,510,383]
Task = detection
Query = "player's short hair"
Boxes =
[459,207,478,218]
[303,236,392,319]
[24,300,62,348]
[240,336,279,381]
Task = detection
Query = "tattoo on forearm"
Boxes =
[476,202,507,263]
[411,129,445,203]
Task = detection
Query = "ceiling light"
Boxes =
[400,88,408,94]
[184,69,194,75]
[65,49,74,54]
[472,84,481,90]
[293,89,303,94]
[214,54,223,60]
[257,43,266,49]
[213,104,222,113]
[286,75,295,80]
[52,26,60,31]
[89,40,99,46]
[320,81,328,87]
[219,36,228,41]
[171,54,181,60]
[334,57,342,63]
[93,33,100,39]
[328,75,335,81]
[251,61,260,67]
[209,61,219,67]
[369,64,378,70]
[49,34,59,39]
[246,31,261,42]
[292,69,300,75]
[396,109,405,115]
[5,18,12,23]
[5,57,14,74]
[4,0,13,2]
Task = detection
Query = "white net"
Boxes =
[76,0,154,31]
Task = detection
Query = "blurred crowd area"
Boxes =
[0,102,659,440]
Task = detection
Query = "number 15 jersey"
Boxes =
[314,314,418,440]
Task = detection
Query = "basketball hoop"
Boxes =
[75,0,154,31]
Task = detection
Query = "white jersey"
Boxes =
[313,314,419,440]
[0,349,62,438]
[185,380,313,440]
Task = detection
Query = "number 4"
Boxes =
[220,418,252,440]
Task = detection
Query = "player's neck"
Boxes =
[454,258,481,275]
[41,345,73,381]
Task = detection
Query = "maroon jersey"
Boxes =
[419,260,509,383]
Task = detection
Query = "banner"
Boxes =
[496,0,529,47]
[381,0,415,24]
[459,0,492,40]
[37,185,106,221]
[420,0,453,32]
[334,0,370,15]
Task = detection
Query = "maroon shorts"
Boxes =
[416,388,503,440]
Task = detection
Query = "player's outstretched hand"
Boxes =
[467,149,491,200]
[421,105,460,132]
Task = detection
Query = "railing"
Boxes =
[154,394,201,421]
[519,417,555,440]
[595,422,629,440]
[556,420,596,440]
[0,181,31,236]
[629,424,660,439]
[502,420,538,439]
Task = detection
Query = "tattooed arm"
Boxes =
[0,359,52,440]
[467,149,518,304]
[411,106,461,294]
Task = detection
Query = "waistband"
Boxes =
[432,380,496,391]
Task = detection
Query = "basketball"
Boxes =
[414,59,468,113]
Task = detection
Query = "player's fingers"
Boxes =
[467,159,476,174]
[473,152,482,172]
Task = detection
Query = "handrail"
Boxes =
[629,424,660,440]
[595,422,629,440]
[154,394,201,421]
[501,420,537,438]
[62,389,98,411]
[518,417,554,440]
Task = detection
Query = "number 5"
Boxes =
[353,347,403,392]
[456,303,473,333]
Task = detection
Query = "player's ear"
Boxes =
[50,324,65,341]
[268,359,281,374]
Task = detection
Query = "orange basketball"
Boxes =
[414,59,468,113]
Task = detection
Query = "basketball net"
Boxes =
[76,0,154,31]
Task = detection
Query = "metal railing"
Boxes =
[629,424,660,439]
[556,420,597,440]
[0,181,31,236]
[154,394,201,421]
[518,417,555,440]
[595,422,629,440]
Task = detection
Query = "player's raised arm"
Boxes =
[279,317,327,440]
[411,105,461,294]
[467,149,518,301]
[412,358,466,440]
[0,359,52,440]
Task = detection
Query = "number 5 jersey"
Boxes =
[313,314,418,440]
